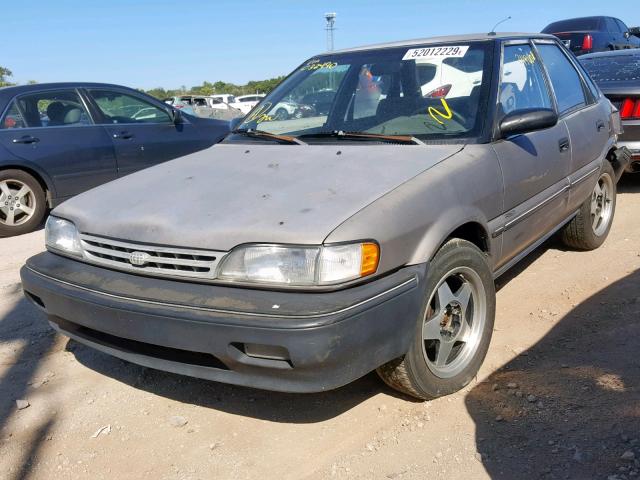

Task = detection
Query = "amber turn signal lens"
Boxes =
[360,243,380,276]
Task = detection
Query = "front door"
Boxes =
[493,43,571,269]
[0,88,117,200]
[85,88,214,176]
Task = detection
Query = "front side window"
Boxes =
[1,102,27,129]
[499,44,552,117]
[89,90,171,124]
[536,44,587,114]
[3,90,91,129]
[234,41,491,142]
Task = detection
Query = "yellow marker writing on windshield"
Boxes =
[428,98,453,125]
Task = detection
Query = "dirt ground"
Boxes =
[1,176,639,480]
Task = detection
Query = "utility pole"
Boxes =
[325,12,336,51]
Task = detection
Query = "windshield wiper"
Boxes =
[231,129,306,145]
[298,131,424,145]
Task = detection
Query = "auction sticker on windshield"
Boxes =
[402,45,469,60]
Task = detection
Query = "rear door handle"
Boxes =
[596,120,606,132]
[559,137,570,152]
[113,131,134,140]
[12,135,40,144]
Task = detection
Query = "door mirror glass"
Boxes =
[499,108,558,138]
[170,107,182,124]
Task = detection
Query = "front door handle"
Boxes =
[596,120,606,132]
[559,137,570,152]
[113,131,134,140]
[12,135,40,144]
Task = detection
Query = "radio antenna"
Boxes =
[489,16,511,36]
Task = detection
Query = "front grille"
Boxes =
[79,233,226,281]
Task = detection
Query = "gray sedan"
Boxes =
[21,33,628,400]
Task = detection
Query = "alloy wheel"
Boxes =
[422,266,487,379]
[0,179,36,227]
[590,172,614,237]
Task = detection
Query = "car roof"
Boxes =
[0,82,143,103]
[328,32,557,54]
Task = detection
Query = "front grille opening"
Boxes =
[55,319,229,370]
[79,234,223,280]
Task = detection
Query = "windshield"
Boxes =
[580,53,640,83]
[232,41,491,143]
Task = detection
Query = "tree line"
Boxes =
[0,66,285,99]
[143,78,286,99]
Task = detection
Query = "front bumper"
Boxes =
[20,252,425,393]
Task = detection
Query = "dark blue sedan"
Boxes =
[0,82,231,236]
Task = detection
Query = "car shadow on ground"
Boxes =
[70,342,413,423]
[0,294,58,480]
[465,268,640,479]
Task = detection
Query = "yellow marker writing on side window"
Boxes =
[428,98,453,125]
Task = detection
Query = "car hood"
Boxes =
[55,143,463,251]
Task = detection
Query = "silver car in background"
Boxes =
[21,33,628,399]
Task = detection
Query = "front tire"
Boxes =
[0,169,47,237]
[560,162,616,251]
[377,239,496,400]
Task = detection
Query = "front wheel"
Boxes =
[0,169,47,237]
[274,108,289,120]
[560,162,616,251]
[377,239,496,400]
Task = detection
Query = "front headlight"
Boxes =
[45,216,82,257]
[217,242,379,286]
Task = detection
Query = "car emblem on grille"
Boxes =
[129,251,150,266]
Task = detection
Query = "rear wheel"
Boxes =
[561,162,616,250]
[377,239,495,400]
[0,169,47,237]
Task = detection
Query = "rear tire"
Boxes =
[377,239,495,400]
[0,169,47,237]
[560,162,616,251]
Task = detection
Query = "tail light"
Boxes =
[620,98,640,120]
[425,84,452,98]
[582,34,593,51]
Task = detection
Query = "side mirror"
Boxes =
[170,108,183,124]
[499,108,558,138]
[624,31,631,39]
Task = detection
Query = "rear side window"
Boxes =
[4,90,92,128]
[1,102,27,129]
[537,44,587,114]
[499,45,552,116]
[542,18,602,33]
[605,18,621,33]
[89,90,172,124]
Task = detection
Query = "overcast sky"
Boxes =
[4,0,639,89]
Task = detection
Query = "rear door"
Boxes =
[492,42,571,269]
[535,41,608,213]
[0,88,117,200]
[85,88,215,176]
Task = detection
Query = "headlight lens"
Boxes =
[218,242,379,286]
[45,216,82,257]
